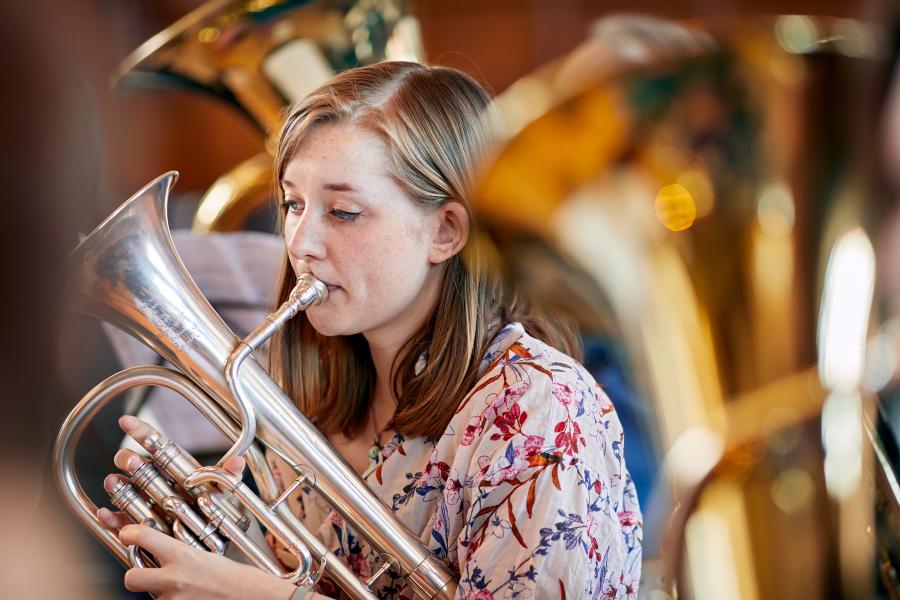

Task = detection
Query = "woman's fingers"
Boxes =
[114,417,247,523]
[103,473,128,494]
[97,506,132,532]
[113,447,147,473]
[116,426,246,479]
[123,561,185,595]
[119,523,189,565]
[122,564,168,595]
[98,474,134,532]
[119,415,161,447]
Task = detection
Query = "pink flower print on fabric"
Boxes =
[521,434,544,459]
[552,381,577,406]
[460,416,484,447]
[488,459,531,486]
[267,323,642,600]
[416,458,451,503]
[445,473,464,507]
[491,380,529,413]
[347,552,372,578]
[490,401,528,442]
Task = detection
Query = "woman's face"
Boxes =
[281,121,443,346]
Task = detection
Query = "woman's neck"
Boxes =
[365,335,405,431]
[369,345,399,399]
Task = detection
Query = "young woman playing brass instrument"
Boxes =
[98,61,642,599]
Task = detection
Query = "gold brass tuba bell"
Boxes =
[112,0,424,233]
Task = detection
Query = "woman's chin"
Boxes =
[307,321,341,337]
[306,312,354,337]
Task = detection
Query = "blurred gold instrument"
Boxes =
[475,14,895,599]
[114,0,423,233]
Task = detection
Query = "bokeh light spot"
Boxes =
[655,183,697,231]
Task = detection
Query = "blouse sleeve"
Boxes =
[452,348,642,599]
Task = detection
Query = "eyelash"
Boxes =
[281,200,362,222]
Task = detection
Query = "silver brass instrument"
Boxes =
[54,172,456,599]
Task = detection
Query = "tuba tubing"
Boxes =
[55,364,377,599]
[64,172,456,599]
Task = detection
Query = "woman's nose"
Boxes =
[285,213,326,262]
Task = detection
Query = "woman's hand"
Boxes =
[97,415,246,536]
[97,416,298,599]
[117,523,296,599]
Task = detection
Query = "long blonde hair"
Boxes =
[270,61,576,440]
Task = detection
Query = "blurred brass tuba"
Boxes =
[113,0,424,233]
[54,172,457,599]
[475,14,894,600]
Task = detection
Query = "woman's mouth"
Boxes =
[304,271,339,292]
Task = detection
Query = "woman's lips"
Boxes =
[305,271,339,292]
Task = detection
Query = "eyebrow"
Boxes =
[322,182,360,193]
[279,181,360,194]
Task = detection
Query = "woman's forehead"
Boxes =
[283,122,393,186]
[298,121,386,158]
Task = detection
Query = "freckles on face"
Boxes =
[281,122,436,339]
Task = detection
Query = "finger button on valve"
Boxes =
[150,437,202,486]
[129,461,227,554]
[107,479,169,534]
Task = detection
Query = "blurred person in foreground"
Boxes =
[0,2,110,599]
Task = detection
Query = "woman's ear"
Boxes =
[429,202,470,265]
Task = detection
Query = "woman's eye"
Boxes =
[331,208,362,222]
[282,200,304,214]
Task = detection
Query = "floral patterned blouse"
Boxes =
[267,322,643,599]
